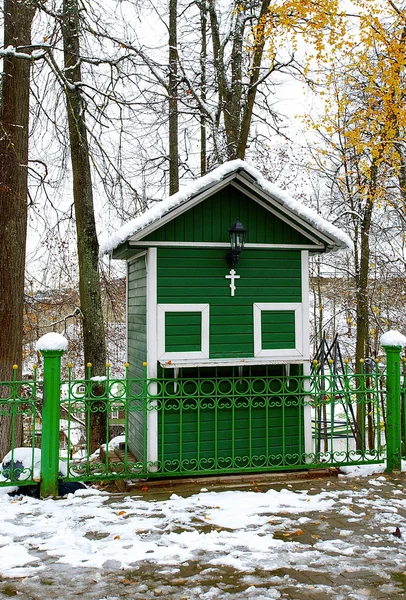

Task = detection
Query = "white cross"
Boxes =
[225,269,240,297]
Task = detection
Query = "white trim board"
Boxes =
[159,357,310,368]
[303,361,313,459]
[129,241,324,250]
[253,302,303,358]
[125,260,129,363]
[146,248,158,468]
[127,249,147,263]
[301,251,310,361]
[157,303,210,360]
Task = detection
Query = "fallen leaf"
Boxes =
[117,510,126,516]
[114,535,120,540]
[311,534,321,539]
[141,485,148,492]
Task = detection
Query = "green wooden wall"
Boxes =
[127,255,147,461]
[144,184,314,245]
[157,247,301,358]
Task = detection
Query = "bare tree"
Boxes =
[169,0,179,193]
[62,0,107,452]
[0,0,37,458]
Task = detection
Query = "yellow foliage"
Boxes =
[259,0,346,64]
[260,0,406,207]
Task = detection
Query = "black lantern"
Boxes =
[226,218,247,267]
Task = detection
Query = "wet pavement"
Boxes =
[2,471,406,599]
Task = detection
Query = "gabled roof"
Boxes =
[100,160,352,256]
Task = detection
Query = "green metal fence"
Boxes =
[59,362,386,486]
[0,343,404,496]
[311,360,385,465]
[0,366,41,487]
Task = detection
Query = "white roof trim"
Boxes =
[100,160,352,255]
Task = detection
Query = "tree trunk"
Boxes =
[208,0,271,160]
[0,0,36,459]
[62,0,107,453]
[200,0,207,176]
[169,0,179,194]
[355,170,375,450]
[236,0,271,159]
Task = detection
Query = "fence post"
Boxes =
[36,333,67,498]
[381,330,406,473]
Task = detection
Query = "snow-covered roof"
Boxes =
[100,160,352,255]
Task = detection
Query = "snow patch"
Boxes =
[339,463,386,477]
[35,332,68,352]
[0,544,39,574]
[100,435,126,453]
[380,330,406,348]
[0,447,67,481]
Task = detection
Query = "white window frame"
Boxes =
[253,302,303,358]
[157,303,210,360]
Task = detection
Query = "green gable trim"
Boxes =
[142,184,316,246]
[112,241,135,259]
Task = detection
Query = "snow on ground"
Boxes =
[1,465,406,598]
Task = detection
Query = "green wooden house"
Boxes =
[102,161,351,475]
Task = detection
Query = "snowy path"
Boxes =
[1,467,406,599]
